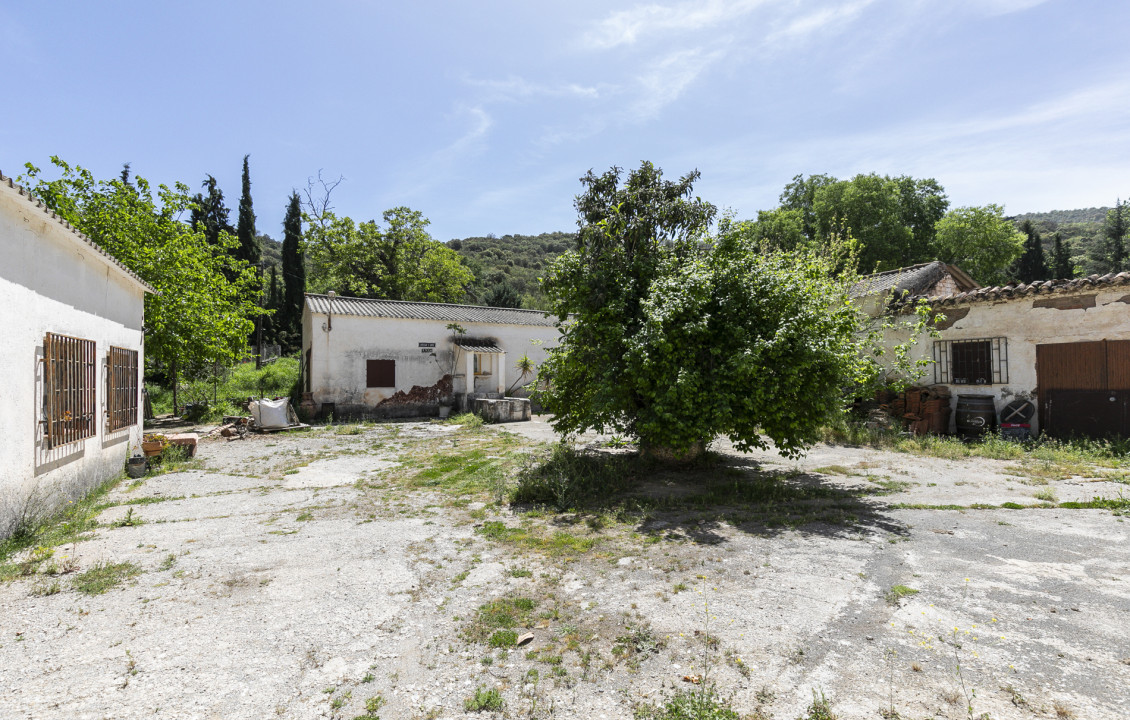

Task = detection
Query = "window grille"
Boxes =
[933,337,1008,385]
[366,359,395,387]
[44,333,97,448]
[107,346,139,432]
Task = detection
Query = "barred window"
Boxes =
[44,333,97,448]
[107,346,139,432]
[934,337,1008,385]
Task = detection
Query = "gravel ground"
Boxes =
[1,418,1128,720]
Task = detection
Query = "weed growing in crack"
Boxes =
[72,561,141,595]
[464,686,503,712]
[801,689,837,720]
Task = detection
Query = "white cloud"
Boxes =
[466,76,606,101]
[632,46,728,117]
[693,78,1130,216]
[965,0,1052,17]
[584,0,771,49]
[766,0,877,44]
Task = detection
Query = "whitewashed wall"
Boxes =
[897,288,1130,434]
[0,184,146,536]
[303,309,560,415]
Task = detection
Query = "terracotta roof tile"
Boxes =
[899,271,1130,309]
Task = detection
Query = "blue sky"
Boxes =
[2,0,1127,242]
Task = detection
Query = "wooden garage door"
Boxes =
[1038,340,1130,439]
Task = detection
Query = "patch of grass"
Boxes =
[476,521,597,557]
[508,567,533,578]
[869,479,913,495]
[446,412,484,428]
[885,584,919,605]
[0,472,125,575]
[296,511,314,522]
[72,561,142,595]
[464,686,503,712]
[488,629,518,648]
[813,465,851,475]
[1034,487,1058,503]
[634,686,740,720]
[511,443,638,511]
[463,596,538,644]
[146,356,301,420]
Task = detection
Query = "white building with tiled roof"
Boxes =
[301,293,562,418]
[889,270,1130,439]
[0,171,153,537]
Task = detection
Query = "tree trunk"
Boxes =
[639,439,708,463]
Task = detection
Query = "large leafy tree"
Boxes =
[279,191,306,351]
[303,206,472,302]
[932,204,1024,286]
[539,163,900,460]
[775,173,948,272]
[21,157,262,399]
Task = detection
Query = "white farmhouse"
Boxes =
[301,293,561,418]
[863,263,1130,439]
[0,171,152,537]
[902,272,1130,438]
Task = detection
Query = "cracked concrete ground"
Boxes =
[1,418,1127,720]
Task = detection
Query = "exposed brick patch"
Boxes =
[377,374,453,408]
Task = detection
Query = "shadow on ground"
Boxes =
[513,447,910,545]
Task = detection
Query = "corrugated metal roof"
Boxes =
[897,271,1130,309]
[305,293,559,326]
[0,170,156,294]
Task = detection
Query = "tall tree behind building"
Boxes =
[1096,199,1127,274]
[236,156,260,268]
[191,176,234,247]
[1050,231,1074,279]
[280,191,306,351]
[1011,219,1050,283]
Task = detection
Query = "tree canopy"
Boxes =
[773,173,949,273]
[539,162,916,460]
[933,204,1024,286]
[303,206,472,302]
[21,157,263,377]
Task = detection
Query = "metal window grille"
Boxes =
[933,337,1008,385]
[43,332,97,448]
[107,346,139,432]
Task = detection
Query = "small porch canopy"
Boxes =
[455,341,506,395]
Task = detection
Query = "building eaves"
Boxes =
[1,170,156,294]
[305,293,560,327]
[896,271,1130,310]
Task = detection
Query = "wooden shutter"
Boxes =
[366,359,395,387]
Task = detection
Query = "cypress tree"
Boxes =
[280,191,306,351]
[190,175,234,247]
[1012,219,1049,283]
[1101,199,1127,273]
[1050,231,1074,279]
[236,155,260,268]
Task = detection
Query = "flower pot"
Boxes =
[141,441,165,457]
[438,405,452,419]
[126,455,148,478]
